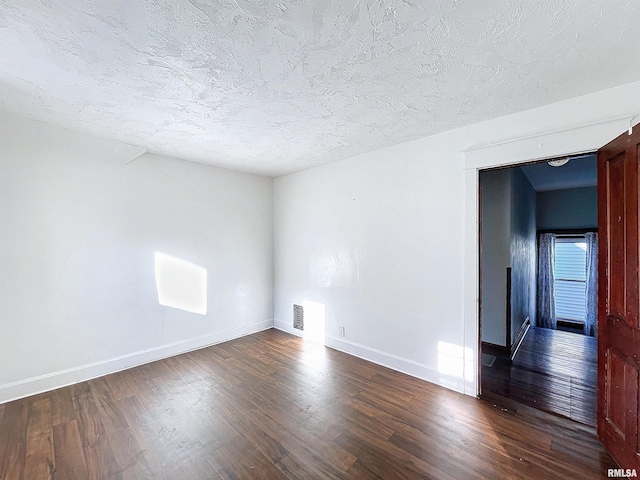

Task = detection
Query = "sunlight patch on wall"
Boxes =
[155,252,207,315]
[302,300,326,344]
[437,341,473,385]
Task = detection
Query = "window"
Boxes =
[554,236,587,323]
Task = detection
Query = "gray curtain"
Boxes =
[537,233,556,330]
[585,232,598,337]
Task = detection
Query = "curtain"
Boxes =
[585,232,598,337]
[537,233,556,330]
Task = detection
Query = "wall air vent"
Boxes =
[293,304,304,330]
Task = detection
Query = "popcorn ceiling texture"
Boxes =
[0,0,639,176]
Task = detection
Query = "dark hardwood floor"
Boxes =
[481,326,597,427]
[0,328,614,479]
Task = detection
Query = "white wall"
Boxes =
[275,129,468,392]
[0,112,274,403]
[276,80,640,395]
[2,81,638,403]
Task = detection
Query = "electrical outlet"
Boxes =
[338,326,345,337]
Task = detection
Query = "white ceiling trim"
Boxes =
[463,115,634,171]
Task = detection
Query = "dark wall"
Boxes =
[510,168,537,343]
[480,169,512,346]
[537,186,597,230]
[480,167,537,349]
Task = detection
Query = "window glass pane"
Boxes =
[554,238,587,322]
[555,241,586,281]
[555,280,587,321]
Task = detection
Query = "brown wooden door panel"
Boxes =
[607,153,627,319]
[597,123,640,470]
[606,351,629,436]
[624,144,640,326]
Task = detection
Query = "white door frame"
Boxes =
[461,116,633,397]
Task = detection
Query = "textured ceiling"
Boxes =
[1,1,640,176]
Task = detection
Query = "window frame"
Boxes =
[537,228,597,329]
[553,234,587,324]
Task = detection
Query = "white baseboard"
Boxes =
[0,318,274,404]
[273,321,465,394]
[323,336,465,394]
[273,318,304,338]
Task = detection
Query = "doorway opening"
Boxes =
[478,152,598,427]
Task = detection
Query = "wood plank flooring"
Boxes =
[481,326,597,426]
[0,328,614,479]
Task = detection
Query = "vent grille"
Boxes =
[293,304,304,330]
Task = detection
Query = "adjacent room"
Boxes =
[1,1,640,479]
[480,154,599,426]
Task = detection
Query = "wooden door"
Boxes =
[597,123,640,469]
